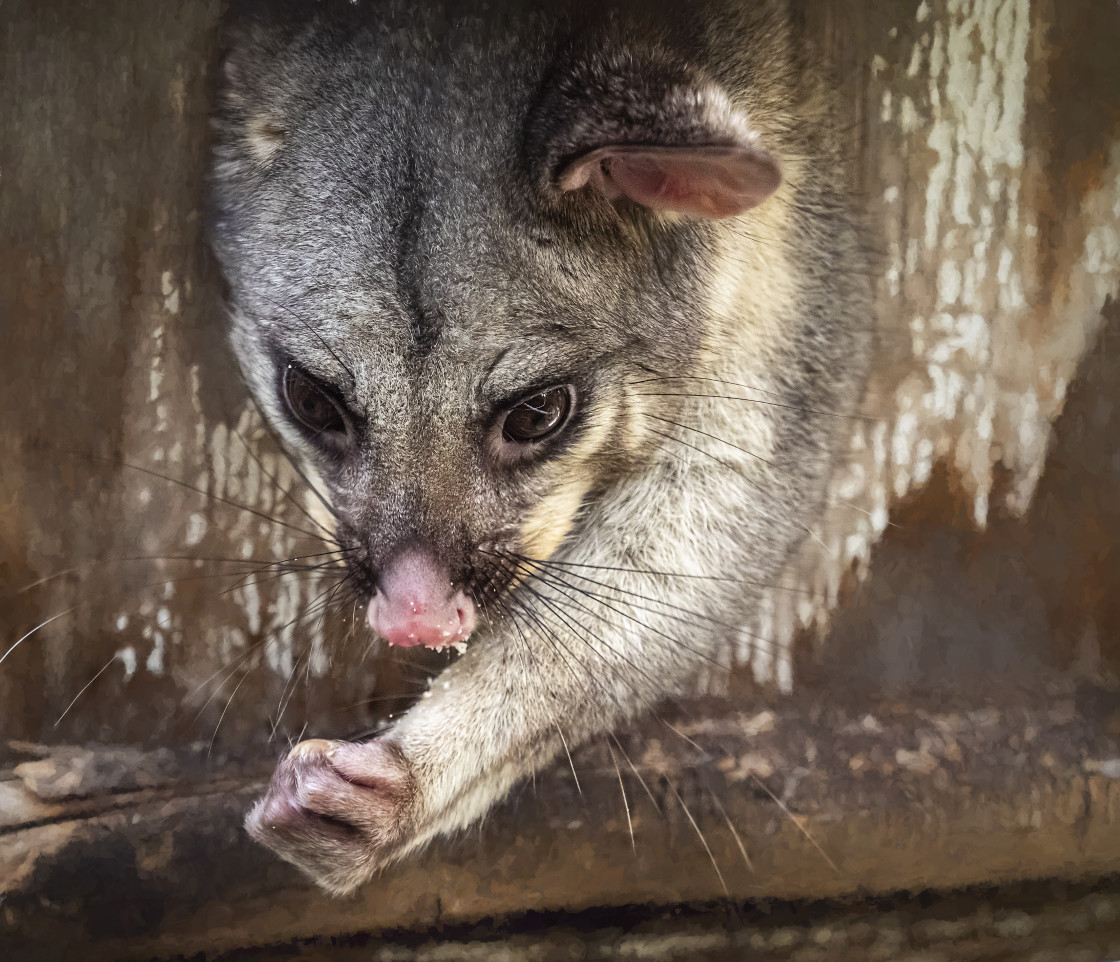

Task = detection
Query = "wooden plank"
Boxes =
[2,690,1118,959]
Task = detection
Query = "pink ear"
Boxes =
[557,144,781,219]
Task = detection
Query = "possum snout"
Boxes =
[366,549,476,650]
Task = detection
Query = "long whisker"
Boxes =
[499,552,724,723]
[187,569,355,717]
[184,634,271,708]
[514,574,736,766]
[218,557,350,598]
[710,790,752,874]
[646,416,891,530]
[83,453,330,543]
[192,570,356,725]
[208,663,253,756]
[259,293,358,386]
[509,554,808,594]
[514,553,794,650]
[502,584,673,750]
[270,644,313,743]
[606,739,636,853]
[232,426,337,541]
[668,780,728,896]
[12,556,279,595]
[508,553,780,665]
[245,394,341,527]
[659,717,710,758]
[644,425,757,487]
[503,593,589,693]
[53,653,120,727]
[275,571,358,740]
[556,725,582,799]
[12,549,353,596]
[1,608,79,665]
[488,592,552,706]
[630,374,882,423]
[641,412,775,466]
[610,732,661,812]
[518,582,657,710]
[504,563,745,780]
[644,427,832,553]
[516,574,683,700]
[749,773,839,875]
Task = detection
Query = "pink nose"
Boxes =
[366,550,476,649]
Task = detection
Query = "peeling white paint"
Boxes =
[161,270,180,314]
[146,633,165,675]
[114,317,345,694]
[730,0,1120,689]
[184,512,207,546]
[115,646,137,682]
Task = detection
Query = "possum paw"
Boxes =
[245,737,416,895]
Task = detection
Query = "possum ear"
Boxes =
[557,143,780,219]
[215,35,289,169]
[530,51,781,219]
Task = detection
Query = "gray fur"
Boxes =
[209,0,872,895]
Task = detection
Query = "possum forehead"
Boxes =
[213,5,713,367]
[231,180,704,395]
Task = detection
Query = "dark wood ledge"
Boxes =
[2,681,1119,960]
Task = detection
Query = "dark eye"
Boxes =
[281,364,350,445]
[501,385,574,444]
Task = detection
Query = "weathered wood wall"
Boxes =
[0,0,381,751]
[782,0,1120,693]
[4,0,1118,752]
[2,0,1120,954]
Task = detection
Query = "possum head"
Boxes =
[208,2,781,652]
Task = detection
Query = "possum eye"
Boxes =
[281,364,350,446]
[500,385,574,444]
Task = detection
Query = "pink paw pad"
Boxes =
[246,738,414,894]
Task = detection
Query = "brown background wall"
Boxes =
[4,0,1118,751]
[1,0,381,751]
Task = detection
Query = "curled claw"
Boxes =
[246,737,416,895]
[285,737,338,760]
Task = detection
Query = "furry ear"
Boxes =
[214,28,291,171]
[529,49,781,219]
[557,143,779,218]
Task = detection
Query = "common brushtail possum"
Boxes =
[209,0,872,895]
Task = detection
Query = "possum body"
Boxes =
[209,0,872,895]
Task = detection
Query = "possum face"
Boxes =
[208,2,780,650]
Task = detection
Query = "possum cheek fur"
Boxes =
[513,386,640,563]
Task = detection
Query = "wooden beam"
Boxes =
[3,691,1118,959]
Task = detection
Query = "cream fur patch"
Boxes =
[518,397,616,561]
